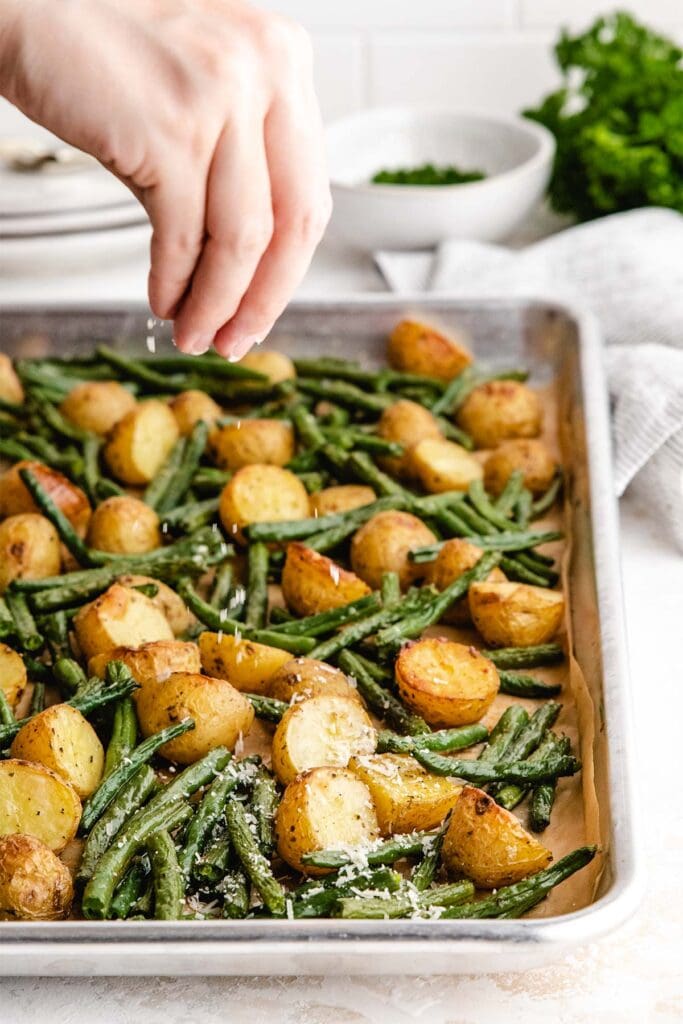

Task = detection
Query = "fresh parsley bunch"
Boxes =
[524,11,683,221]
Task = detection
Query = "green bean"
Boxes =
[413,747,579,785]
[225,799,286,915]
[467,480,522,532]
[146,829,185,919]
[338,879,475,919]
[499,556,558,587]
[296,471,328,493]
[162,497,219,535]
[139,353,265,381]
[377,723,488,754]
[434,415,474,449]
[209,560,234,609]
[143,438,186,510]
[344,451,405,497]
[496,721,565,811]
[338,650,429,735]
[346,651,392,684]
[498,671,562,699]
[40,610,69,662]
[178,769,239,879]
[109,860,149,920]
[81,435,103,505]
[269,593,381,637]
[478,705,529,763]
[431,368,528,417]
[34,399,91,443]
[155,420,209,515]
[193,833,231,888]
[244,542,269,629]
[96,345,188,392]
[410,529,561,563]
[295,378,393,413]
[251,766,279,855]
[531,471,563,518]
[103,697,138,778]
[5,590,43,651]
[29,681,45,715]
[0,438,36,462]
[53,657,87,694]
[221,869,250,918]
[380,572,401,607]
[483,644,564,669]
[192,467,232,495]
[410,817,450,891]
[0,597,14,640]
[77,765,158,884]
[246,693,288,724]
[19,467,99,567]
[293,867,402,918]
[309,587,431,662]
[0,690,16,727]
[494,470,525,515]
[530,735,571,832]
[515,489,533,529]
[302,831,433,870]
[245,493,406,543]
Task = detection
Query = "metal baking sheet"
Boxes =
[0,297,641,975]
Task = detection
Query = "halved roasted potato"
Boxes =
[87,639,201,697]
[198,631,291,696]
[0,834,73,920]
[0,644,27,710]
[281,543,371,617]
[408,437,483,493]
[87,496,161,555]
[168,389,222,436]
[396,637,499,727]
[456,380,542,449]
[469,581,565,647]
[115,575,194,637]
[428,538,507,624]
[350,510,437,590]
[60,380,136,436]
[268,658,359,705]
[219,464,309,544]
[388,320,472,381]
[239,350,296,384]
[74,582,174,662]
[0,354,24,405]
[275,766,379,875]
[10,704,104,799]
[376,399,442,478]
[104,399,180,485]
[0,461,91,536]
[484,439,557,497]
[0,513,61,593]
[442,785,552,888]
[0,760,81,852]
[271,694,376,784]
[209,419,295,471]
[309,485,376,518]
[349,753,461,835]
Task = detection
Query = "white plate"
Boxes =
[0,221,151,274]
[0,154,133,217]
[0,200,147,238]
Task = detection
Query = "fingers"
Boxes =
[146,178,206,329]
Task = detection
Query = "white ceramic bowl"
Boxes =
[326,108,555,250]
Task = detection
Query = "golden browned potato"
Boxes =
[0,644,27,710]
[0,354,24,405]
[428,538,507,624]
[135,671,254,764]
[0,513,61,593]
[484,439,557,497]
[0,834,73,920]
[408,437,483,493]
[198,631,291,696]
[442,785,552,888]
[275,767,379,875]
[87,496,161,555]
[60,380,136,436]
[396,637,499,727]
[11,704,104,799]
[349,754,461,835]
[87,639,201,698]
[0,760,81,852]
[388,320,472,381]
[104,400,180,485]
[209,419,295,471]
[376,399,443,478]
[74,583,174,662]
[268,658,359,705]
[0,461,91,536]
[350,510,437,591]
[469,581,565,648]
[309,485,376,518]
[281,543,371,617]
[115,574,194,636]
[271,694,377,785]
[457,380,542,449]
[240,350,296,384]
[219,465,309,544]
[168,389,222,436]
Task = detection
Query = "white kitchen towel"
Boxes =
[375,207,683,550]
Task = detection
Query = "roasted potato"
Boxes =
[349,753,461,835]
[396,637,499,727]
[74,583,174,662]
[350,510,437,590]
[376,399,443,478]
[0,461,91,536]
[240,350,296,384]
[135,671,254,764]
[457,380,542,449]
[0,644,27,710]
[428,538,507,624]
[209,419,295,471]
[115,574,194,636]
[104,400,180,485]
[469,581,565,647]
[388,320,472,381]
[198,631,291,695]
[268,657,359,705]
[0,513,61,593]
[275,767,379,875]
[281,543,371,617]
[484,439,557,497]
[271,694,377,785]
[0,354,24,405]
[219,464,309,544]
[408,437,483,493]
[60,380,136,436]
[309,485,376,517]
[0,760,81,852]
[0,834,73,920]
[168,389,222,436]
[442,785,552,888]
[87,496,161,555]
[11,704,104,799]
[87,639,201,697]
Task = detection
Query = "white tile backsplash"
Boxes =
[253,0,516,30]
[310,34,366,120]
[519,0,683,29]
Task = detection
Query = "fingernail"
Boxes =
[174,331,214,355]
[225,332,267,362]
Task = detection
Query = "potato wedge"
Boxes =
[396,637,499,727]
[350,510,437,591]
[428,538,507,624]
[209,419,295,471]
[168,389,222,436]
[377,399,443,478]
[281,543,371,617]
[239,350,296,384]
[104,400,180,485]
[309,485,376,518]
[275,767,379,875]
[60,380,136,436]
[0,513,61,593]
[0,354,24,405]
[349,753,461,835]
[442,785,552,888]
[0,834,73,920]
[484,439,557,497]
[268,657,360,705]
[0,760,81,852]
[388,320,472,381]
[408,437,483,494]
[457,380,542,449]
[469,581,565,647]
[219,464,309,544]
[198,631,291,696]
[271,694,376,784]
[87,639,201,697]
[115,575,193,637]
[10,704,104,799]
[74,583,174,662]
[0,461,91,536]
[0,644,27,710]
[87,496,161,555]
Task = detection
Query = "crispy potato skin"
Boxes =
[87,496,161,555]
[281,543,371,617]
[349,754,461,835]
[0,760,81,852]
[469,581,565,648]
[442,786,552,888]
[268,658,360,704]
[104,400,180,485]
[0,354,24,405]
[239,350,296,384]
[0,461,91,536]
[408,437,483,493]
[377,400,442,478]
[74,583,174,662]
[275,767,379,875]
[60,380,136,436]
[219,465,309,544]
[10,704,104,799]
[484,439,557,497]
[309,485,376,517]
[198,631,291,696]
[428,538,507,625]
[388,320,472,381]
[115,575,194,636]
[168,390,222,436]
[457,380,542,449]
[0,834,73,920]
[350,510,437,591]
[0,644,27,709]
[396,637,499,727]
[271,694,377,784]
[0,513,61,593]
[87,639,201,698]
[135,671,254,764]
[209,419,295,471]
